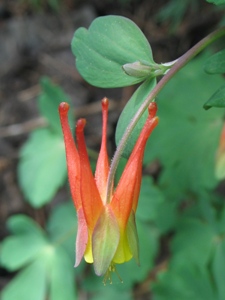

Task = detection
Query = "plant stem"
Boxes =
[106,25,225,202]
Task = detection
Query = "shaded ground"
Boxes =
[0,0,224,297]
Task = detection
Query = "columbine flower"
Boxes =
[58,98,158,279]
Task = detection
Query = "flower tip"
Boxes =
[148,102,157,118]
[76,118,86,132]
[153,116,159,126]
[59,102,70,115]
[102,97,109,109]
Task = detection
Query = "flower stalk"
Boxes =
[105,25,225,202]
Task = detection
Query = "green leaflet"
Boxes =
[204,85,225,109]
[72,15,155,88]
[0,215,48,271]
[152,263,217,300]
[152,203,225,300]
[17,77,74,208]
[204,49,225,74]
[0,210,77,300]
[18,129,67,207]
[38,77,73,135]
[115,78,157,158]
[212,242,225,300]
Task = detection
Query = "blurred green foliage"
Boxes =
[1,204,77,300]
[17,77,73,207]
[155,0,199,31]
[206,0,225,5]
[22,0,62,11]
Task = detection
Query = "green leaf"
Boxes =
[72,16,155,88]
[155,0,196,31]
[38,77,73,135]
[115,156,128,185]
[1,235,47,271]
[212,241,225,300]
[115,78,157,158]
[1,258,48,300]
[0,215,47,271]
[1,214,77,300]
[177,266,216,300]
[47,202,77,255]
[206,0,225,5]
[7,214,45,235]
[47,202,87,275]
[154,196,179,234]
[153,263,217,300]
[204,85,225,109]
[152,200,225,300]
[204,49,225,74]
[144,52,225,195]
[91,287,132,300]
[217,204,225,233]
[170,218,215,267]
[18,128,67,207]
[49,247,77,300]
[136,176,164,223]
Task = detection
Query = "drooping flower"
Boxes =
[58,98,158,278]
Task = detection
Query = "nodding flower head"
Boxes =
[59,98,158,278]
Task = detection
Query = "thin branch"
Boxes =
[106,26,225,201]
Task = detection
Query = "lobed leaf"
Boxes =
[212,241,225,300]
[72,15,155,88]
[38,77,73,135]
[18,129,67,207]
[170,218,215,267]
[6,214,46,235]
[152,211,225,300]
[47,202,77,257]
[1,259,48,300]
[136,176,164,223]
[204,49,225,74]
[0,215,47,271]
[49,247,77,300]
[0,214,77,300]
[153,263,217,300]
[203,85,225,109]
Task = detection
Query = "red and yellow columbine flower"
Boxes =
[59,98,158,278]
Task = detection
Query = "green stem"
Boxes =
[106,25,225,202]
